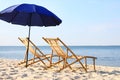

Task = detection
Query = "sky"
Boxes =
[0,0,120,46]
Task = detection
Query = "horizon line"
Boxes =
[0,45,120,47]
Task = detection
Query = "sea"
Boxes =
[0,46,120,67]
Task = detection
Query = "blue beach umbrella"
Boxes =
[0,3,62,67]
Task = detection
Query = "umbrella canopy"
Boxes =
[0,3,62,67]
[0,3,62,26]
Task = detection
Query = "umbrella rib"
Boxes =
[9,11,18,23]
[38,13,45,26]
[28,13,32,26]
[34,5,44,26]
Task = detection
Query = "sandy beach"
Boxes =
[0,58,120,80]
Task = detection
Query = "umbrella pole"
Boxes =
[26,26,31,67]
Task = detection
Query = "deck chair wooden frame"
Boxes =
[18,37,53,69]
[43,37,97,72]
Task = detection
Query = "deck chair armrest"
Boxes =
[84,56,97,59]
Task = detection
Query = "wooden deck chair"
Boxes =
[42,37,97,72]
[18,37,52,69]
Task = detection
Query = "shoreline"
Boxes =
[0,58,120,80]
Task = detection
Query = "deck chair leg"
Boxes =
[93,58,96,71]
[39,58,46,65]
[85,57,87,69]
[50,54,53,67]
[64,58,67,67]
[62,58,65,68]
[78,60,87,72]
[58,56,61,66]
[49,51,54,67]
[64,58,72,69]
[33,55,35,62]
[33,49,37,62]
[66,61,72,70]
[62,58,72,69]
[24,48,28,62]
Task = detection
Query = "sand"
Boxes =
[0,58,120,80]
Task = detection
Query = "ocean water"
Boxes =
[0,46,120,67]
